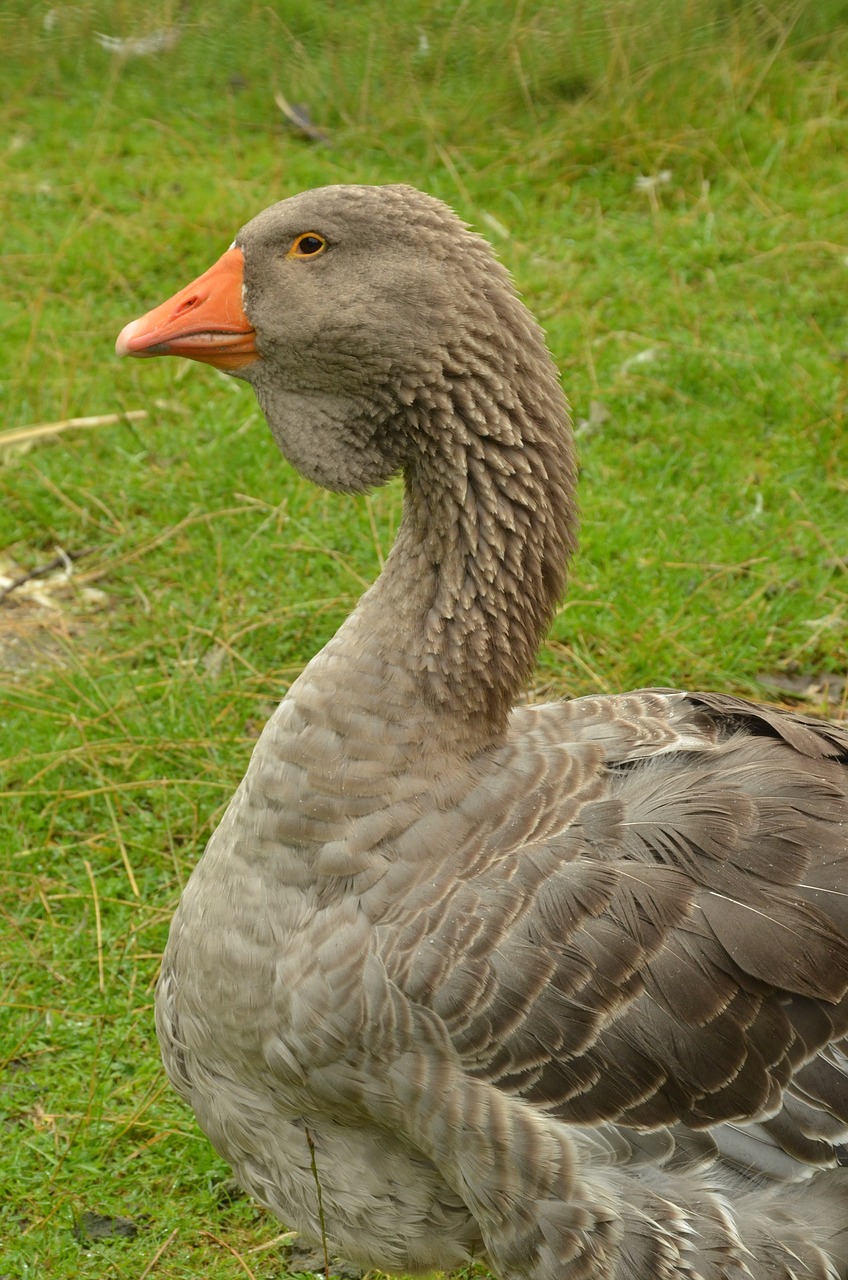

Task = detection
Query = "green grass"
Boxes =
[1,0,847,1275]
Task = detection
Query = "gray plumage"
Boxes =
[121,185,848,1280]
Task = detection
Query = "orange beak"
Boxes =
[115,246,260,371]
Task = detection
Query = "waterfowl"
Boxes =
[117,184,848,1280]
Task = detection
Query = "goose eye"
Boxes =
[290,233,327,258]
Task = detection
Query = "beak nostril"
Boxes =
[175,295,200,316]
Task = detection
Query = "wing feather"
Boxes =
[393,689,848,1178]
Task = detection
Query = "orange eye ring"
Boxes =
[290,232,327,259]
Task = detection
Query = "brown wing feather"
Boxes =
[393,690,848,1177]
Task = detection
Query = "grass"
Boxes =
[1,0,847,1275]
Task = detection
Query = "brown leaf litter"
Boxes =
[0,547,109,674]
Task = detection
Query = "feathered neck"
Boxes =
[332,294,578,745]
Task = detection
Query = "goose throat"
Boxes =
[342,360,579,736]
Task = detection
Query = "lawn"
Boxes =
[1,1,846,1276]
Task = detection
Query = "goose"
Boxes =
[116,184,848,1280]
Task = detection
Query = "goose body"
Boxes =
[117,185,848,1280]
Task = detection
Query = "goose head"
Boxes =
[117,184,573,494]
